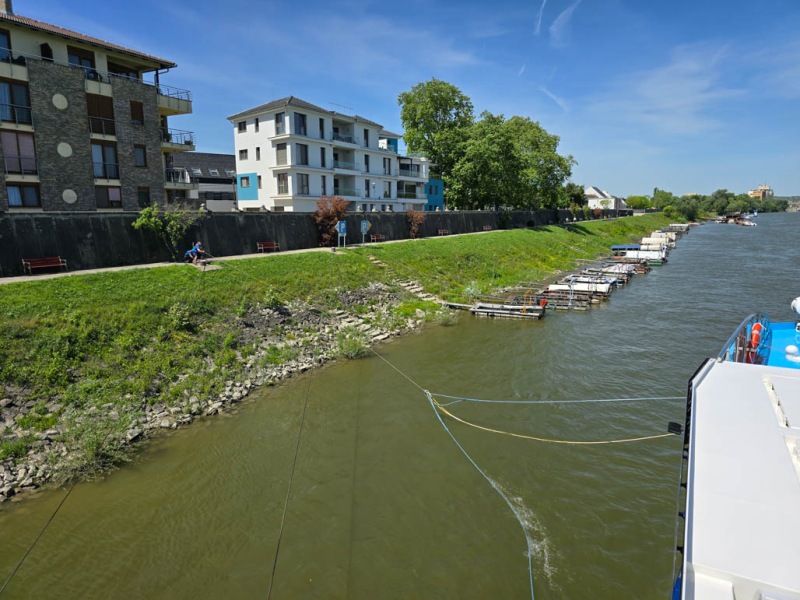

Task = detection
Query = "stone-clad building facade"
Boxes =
[0,0,195,213]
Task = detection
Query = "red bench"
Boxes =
[22,256,67,275]
[369,233,385,243]
[256,241,279,252]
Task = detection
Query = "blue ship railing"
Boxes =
[718,313,772,365]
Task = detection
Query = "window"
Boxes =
[226,169,236,177]
[319,117,324,140]
[7,184,40,207]
[255,117,259,133]
[298,173,309,195]
[365,178,371,197]
[321,175,327,196]
[108,62,138,80]
[275,112,284,135]
[364,155,370,173]
[383,157,391,175]
[68,46,96,78]
[0,80,32,125]
[191,167,203,176]
[239,149,248,160]
[364,128,369,147]
[277,173,288,194]
[256,146,261,161]
[241,176,250,188]
[237,121,246,133]
[276,143,287,165]
[130,101,144,124]
[133,144,147,167]
[209,168,219,176]
[87,94,115,135]
[294,113,307,136]
[320,147,326,168]
[258,175,262,189]
[297,144,308,165]
[0,29,11,62]
[95,186,122,209]
[383,181,391,198]
[91,142,119,179]
[137,187,151,208]
[1,131,36,174]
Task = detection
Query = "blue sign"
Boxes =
[360,220,369,235]
[336,221,347,235]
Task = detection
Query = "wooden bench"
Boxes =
[22,256,67,275]
[369,233,385,243]
[438,228,450,236]
[483,225,493,231]
[256,241,280,253]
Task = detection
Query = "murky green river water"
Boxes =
[1,212,797,599]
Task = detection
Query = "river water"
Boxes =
[1,212,797,599]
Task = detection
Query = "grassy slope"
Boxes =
[0,214,669,469]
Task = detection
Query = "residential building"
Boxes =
[0,0,195,213]
[585,186,626,210]
[425,177,444,211]
[169,152,237,212]
[227,96,430,212]
[747,184,774,201]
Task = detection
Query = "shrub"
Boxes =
[336,327,369,359]
[313,196,350,247]
[406,208,426,238]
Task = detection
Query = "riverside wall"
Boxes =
[0,208,627,277]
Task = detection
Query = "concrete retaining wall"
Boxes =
[0,209,626,277]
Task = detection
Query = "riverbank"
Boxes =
[0,215,670,502]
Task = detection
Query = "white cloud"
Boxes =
[586,43,745,135]
[549,0,581,48]
[539,86,568,111]
[534,0,548,36]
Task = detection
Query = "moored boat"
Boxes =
[673,300,800,599]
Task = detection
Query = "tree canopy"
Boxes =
[398,79,573,210]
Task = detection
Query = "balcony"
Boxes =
[0,103,32,127]
[89,116,116,137]
[157,84,192,116]
[333,187,363,198]
[398,191,427,200]
[161,128,196,152]
[165,168,195,190]
[333,159,359,172]
[398,167,424,179]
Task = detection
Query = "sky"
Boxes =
[20,0,800,197]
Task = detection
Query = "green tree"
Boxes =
[398,78,474,175]
[652,188,677,210]
[624,195,651,209]
[565,182,587,206]
[448,112,528,210]
[504,115,574,209]
[132,205,204,260]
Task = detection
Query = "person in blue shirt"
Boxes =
[184,241,204,263]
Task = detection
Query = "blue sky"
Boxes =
[22,0,800,197]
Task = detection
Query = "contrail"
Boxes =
[535,0,548,36]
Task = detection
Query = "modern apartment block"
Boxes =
[228,96,431,212]
[0,1,195,213]
[169,152,237,212]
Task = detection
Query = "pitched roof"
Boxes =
[171,152,236,178]
[227,95,385,129]
[0,11,175,69]
[379,129,403,139]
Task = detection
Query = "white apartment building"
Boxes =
[227,96,429,212]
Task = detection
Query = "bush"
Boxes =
[313,196,350,247]
[336,327,369,359]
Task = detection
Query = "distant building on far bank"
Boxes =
[748,184,774,201]
[169,152,236,212]
[585,186,626,210]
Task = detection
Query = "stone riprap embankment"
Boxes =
[1,282,443,502]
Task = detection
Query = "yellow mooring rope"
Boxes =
[431,398,674,445]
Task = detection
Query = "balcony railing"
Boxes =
[0,102,32,125]
[333,187,363,197]
[89,116,116,136]
[398,191,427,200]
[165,169,191,184]
[332,132,357,144]
[93,162,120,179]
[4,155,37,175]
[333,160,358,170]
[398,167,423,178]
[0,46,192,102]
[162,128,195,146]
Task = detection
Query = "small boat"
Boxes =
[673,299,800,598]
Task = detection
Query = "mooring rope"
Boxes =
[432,399,674,445]
[432,393,685,407]
[424,390,536,600]
[0,483,75,595]
[267,376,313,599]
